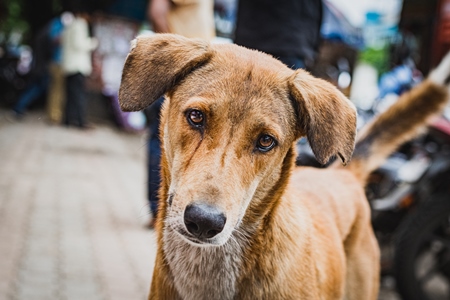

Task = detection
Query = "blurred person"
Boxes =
[62,10,98,129]
[149,0,215,38]
[46,13,70,124]
[145,0,215,228]
[9,21,54,119]
[234,0,323,70]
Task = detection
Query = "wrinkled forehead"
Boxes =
[168,44,296,130]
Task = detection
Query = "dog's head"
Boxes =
[120,34,356,246]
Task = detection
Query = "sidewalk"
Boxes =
[0,111,156,300]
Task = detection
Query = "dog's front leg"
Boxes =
[149,252,180,300]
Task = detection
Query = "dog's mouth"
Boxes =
[174,228,221,246]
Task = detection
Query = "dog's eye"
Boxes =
[187,109,204,127]
[256,134,276,152]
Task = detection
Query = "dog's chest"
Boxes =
[163,230,243,300]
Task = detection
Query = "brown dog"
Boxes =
[119,34,450,300]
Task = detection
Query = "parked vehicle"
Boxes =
[366,114,450,300]
[358,57,450,300]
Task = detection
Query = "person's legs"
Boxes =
[47,63,65,124]
[148,135,161,217]
[13,75,49,115]
[73,73,87,127]
[146,97,164,227]
[64,74,77,126]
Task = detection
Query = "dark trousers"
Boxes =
[277,56,305,70]
[148,133,161,216]
[64,72,87,127]
[147,97,164,216]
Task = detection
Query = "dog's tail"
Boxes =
[340,52,450,183]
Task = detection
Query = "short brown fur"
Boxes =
[118,34,449,300]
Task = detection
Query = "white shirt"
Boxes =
[62,17,97,76]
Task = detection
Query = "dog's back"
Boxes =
[283,166,378,299]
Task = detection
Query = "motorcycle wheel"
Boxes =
[394,193,450,300]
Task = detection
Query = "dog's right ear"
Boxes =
[119,34,213,112]
[288,70,357,165]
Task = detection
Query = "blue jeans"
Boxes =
[147,134,161,216]
[14,75,50,115]
[147,97,164,216]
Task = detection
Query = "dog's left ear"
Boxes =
[119,34,213,112]
[288,70,357,165]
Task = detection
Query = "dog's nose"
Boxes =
[184,203,226,239]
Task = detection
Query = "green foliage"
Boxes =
[358,46,390,77]
[0,0,29,39]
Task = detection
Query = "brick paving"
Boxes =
[0,110,401,300]
[0,111,156,300]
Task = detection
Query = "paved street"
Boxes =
[0,111,156,300]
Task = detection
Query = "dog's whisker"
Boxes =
[232,227,251,245]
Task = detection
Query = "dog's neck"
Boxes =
[163,226,252,300]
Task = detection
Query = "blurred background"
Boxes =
[1,0,450,299]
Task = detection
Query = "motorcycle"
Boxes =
[368,113,450,300]
[361,59,450,300]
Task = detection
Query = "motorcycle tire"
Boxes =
[394,193,450,300]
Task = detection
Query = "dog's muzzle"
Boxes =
[183,203,226,240]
